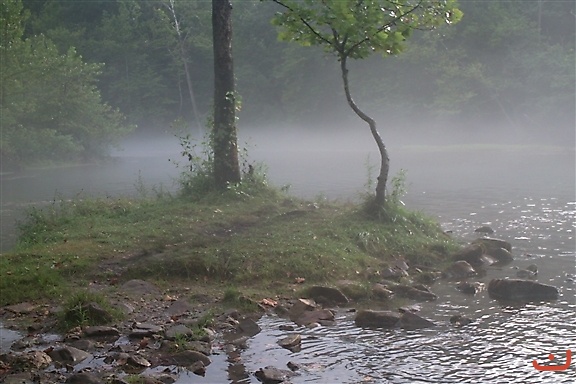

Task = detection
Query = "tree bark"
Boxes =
[212,0,241,189]
[340,56,389,207]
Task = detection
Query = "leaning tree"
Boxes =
[269,0,461,210]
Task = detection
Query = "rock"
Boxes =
[165,324,193,340]
[287,361,300,371]
[388,284,438,301]
[4,302,37,315]
[278,334,301,352]
[451,244,497,267]
[293,309,335,327]
[516,269,537,279]
[48,345,91,365]
[288,298,317,321]
[355,310,401,328]
[165,299,193,317]
[254,366,296,383]
[381,267,409,280]
[443,261,477,279]
[167,350,211,367]
[83,326,120,337]
[126,354,151,368]
[0,350,52,370]
[238,317,261,337]
[473,237,512,253]
[186,341,212,356]
[371,283,394,300]
[120,279,161,296]
[474,225,494,234]
[450,314,473,327]
[456,281,485,295]
[487,279,559,302]
[471,238,514,264]
[65,372,105,384]
[129,322,163,338]
[62,301,113,326]
[399,311,435,330]
[306,286,349,305]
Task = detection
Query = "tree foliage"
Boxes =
[1,0,132,167]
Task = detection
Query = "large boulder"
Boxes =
[354,310,401,328]
[487,279,559,302]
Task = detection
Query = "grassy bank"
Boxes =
[0,183,459,306]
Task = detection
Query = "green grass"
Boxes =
[0,184,459,306]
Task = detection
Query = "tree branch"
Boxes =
[270,0,334,47]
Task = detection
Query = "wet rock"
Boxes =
[164,324,193,340]
[388,284,438,301]
[451,244,497,267]
[287,361,300,371]
[278,334,301,352]
[371,283,394,300]
[293,309,335,327]
[83,325,120,337]
[1,372,36,384]
[0,350,52,370]
[443,261,477,279]
[126,354,151,368]
[474,225,494,234]
[456,281,485,295]
[488,278,559,302]
[288,298,317,322]
[254,366,296,383]
[238,317,261,337]
[397,304,421,313]
[450,314,473,327]
[472,238,514,264]
[65,371,104,384]
[129,322,163,338]
[399,311,435,330]
[48,345,91,365]
[166,350,211,367]
[355,310,401,328]
[515,264,538,279]
[305,286,349,305]
[185,340,212,356]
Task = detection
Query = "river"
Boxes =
[0,139,574,383]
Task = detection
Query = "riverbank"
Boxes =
[0,184,462,382]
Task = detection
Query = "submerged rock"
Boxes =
[487,278,559,302]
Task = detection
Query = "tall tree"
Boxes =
[269,0,461,209]
[212,0,241,188]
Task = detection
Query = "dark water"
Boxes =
[1,142,574,383]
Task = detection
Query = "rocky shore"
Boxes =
[0,234,562,384]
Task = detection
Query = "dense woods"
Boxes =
[1,0,574,167]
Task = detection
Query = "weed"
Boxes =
[58,290,122,331]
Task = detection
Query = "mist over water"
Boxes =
[1,125,574,382]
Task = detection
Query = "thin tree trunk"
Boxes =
[340,56,389,207]
[166,0,202,133]
[212,0,241,189]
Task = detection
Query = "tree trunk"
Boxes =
[212,0,241,189]
[340,56,389,207]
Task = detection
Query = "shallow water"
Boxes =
[1,143,574,382]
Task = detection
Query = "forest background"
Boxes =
[1,0,574,168]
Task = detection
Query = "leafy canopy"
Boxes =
[271,0,462,59]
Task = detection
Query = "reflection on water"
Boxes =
[1,146,574,383]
